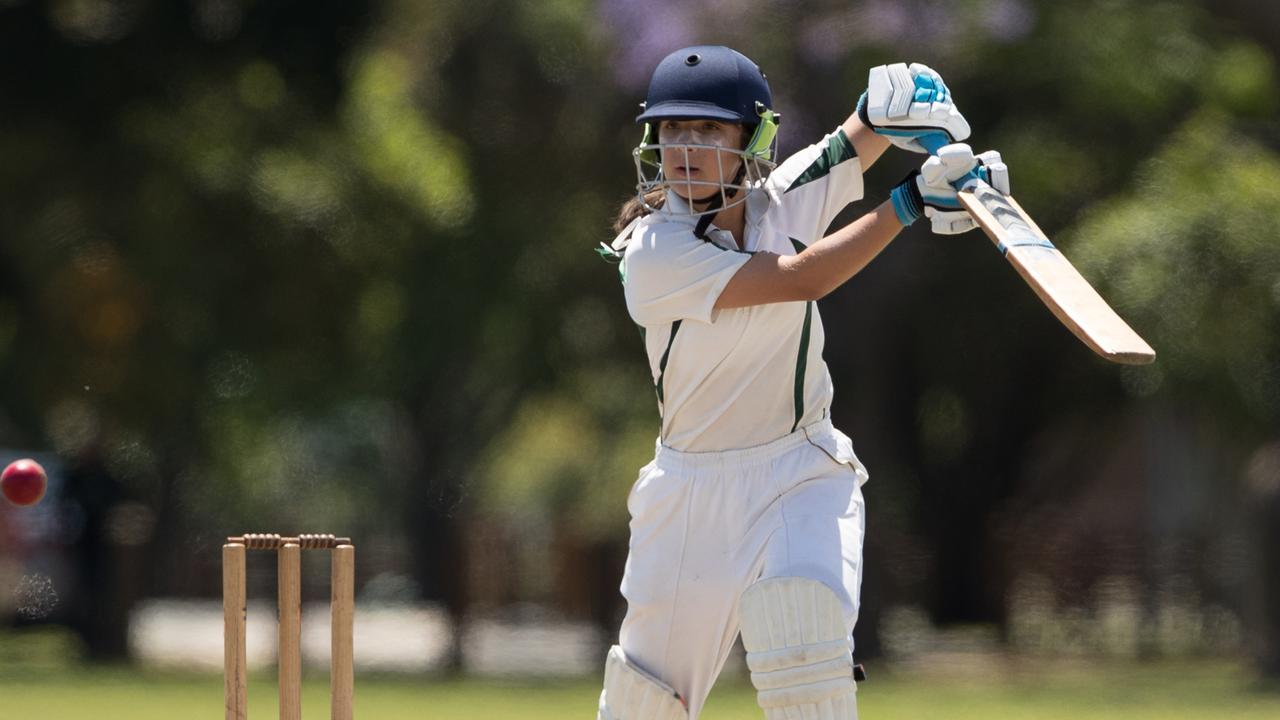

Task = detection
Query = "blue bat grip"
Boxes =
[917,131,950,155]
[918,132,982,189]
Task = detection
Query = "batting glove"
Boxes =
[858,63,971,153]
[891,143,1010,234]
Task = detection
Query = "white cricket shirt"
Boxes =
[621,128,865,452]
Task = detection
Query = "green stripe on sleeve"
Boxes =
[785,130,857,193]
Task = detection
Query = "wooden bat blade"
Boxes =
[957,181,1156,365]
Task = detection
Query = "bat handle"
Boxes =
[916,132,983,190]
[917,131,951,155]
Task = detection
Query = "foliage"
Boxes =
[1071,110,1280,430]
[0,0,1277,668]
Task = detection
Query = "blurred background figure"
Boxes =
[61,437,140,661]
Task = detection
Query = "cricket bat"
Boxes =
[920,135,1156,365]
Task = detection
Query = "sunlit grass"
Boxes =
[0,658,1277,720]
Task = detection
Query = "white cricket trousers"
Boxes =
[616,418,868,719]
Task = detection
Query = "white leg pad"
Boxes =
[739,577,858,720]
[597,646,688,720]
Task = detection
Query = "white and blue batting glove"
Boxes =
[891,143,1010,234]
[858,63,971,154]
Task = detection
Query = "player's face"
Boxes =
[657,119,746,203]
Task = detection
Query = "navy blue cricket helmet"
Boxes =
[636,45,774,126]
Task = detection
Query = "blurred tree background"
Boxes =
[0,0,1276,678]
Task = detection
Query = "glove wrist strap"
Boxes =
[890,170,924,226]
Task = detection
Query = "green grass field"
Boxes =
[1,659,1278,720]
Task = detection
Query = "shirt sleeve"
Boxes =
[622,222,752,326]
[763,128,864,246]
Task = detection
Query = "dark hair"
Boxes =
[611,189,665,234]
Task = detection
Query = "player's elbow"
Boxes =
[799,281,836,303]
[781,254,833,302]
[803,281,835,302]
[786,274,828,302]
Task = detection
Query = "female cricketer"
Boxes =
[596,46,1010,720]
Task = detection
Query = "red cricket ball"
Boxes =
[2,459,48,507]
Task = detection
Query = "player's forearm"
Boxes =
[714,201,903,310]
[841,113,891,172]
[784,200,902,300]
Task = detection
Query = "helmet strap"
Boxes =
[693,164,747,240]
[693,211,716,240]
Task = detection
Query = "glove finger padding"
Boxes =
[925,208,976,235]
[919,143,977,210]
[861,62,971,154]
[919,142,977,235]
[976,150,1010,195]
[931,214,978,234]
[975,149,1002,166]
[908,63,948,102]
